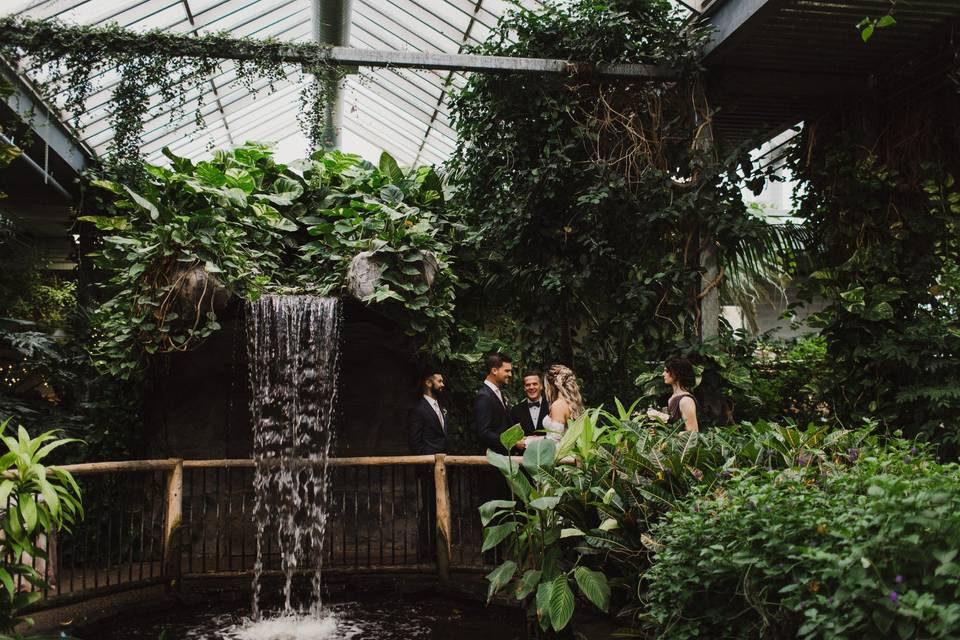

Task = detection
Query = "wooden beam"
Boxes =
[162,459,184,585]
[433,454,452,582]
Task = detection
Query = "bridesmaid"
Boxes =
[647,357,699,432]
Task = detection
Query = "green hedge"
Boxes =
[643,444,960,639]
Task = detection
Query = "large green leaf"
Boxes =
[515,569,542,600]
[378,151,404,184]
[523,438,557,471]
[124,186,159,220]
[482,522,517,552]
[485,560,517,603]
[486,450,516,475]
[574,566,610,612]
[535,580,554,630]
[549,575,575,631]
[20,493,37,533]
[0,566,14,596]
[500,424,525,452]
[529,496,560,511]
[479,499,515,526]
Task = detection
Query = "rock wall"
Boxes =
[143,298,420,459]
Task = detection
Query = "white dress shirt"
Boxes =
[484,379,505,406]
[424,395,444,431]
[528,397,542,427]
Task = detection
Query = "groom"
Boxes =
[474,352,513,454]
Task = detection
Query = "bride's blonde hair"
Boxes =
[544,364,584,420]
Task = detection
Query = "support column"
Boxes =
[312,0,352,150]
[693,77,720,341]
[700,240,720,340]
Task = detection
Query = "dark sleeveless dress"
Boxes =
[667,393,697,423]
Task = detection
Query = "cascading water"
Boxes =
[246,295,342,622]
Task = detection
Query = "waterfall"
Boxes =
[246,295,342,620]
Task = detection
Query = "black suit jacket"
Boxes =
[510,394,548,437]
[474,384,512,454]
[409,397,447,455]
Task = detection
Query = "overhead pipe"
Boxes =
[313,0,352,150]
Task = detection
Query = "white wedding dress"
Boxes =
[542,415,566,442]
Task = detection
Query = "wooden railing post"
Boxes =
[163,458,183,587]
[433,453,452,581]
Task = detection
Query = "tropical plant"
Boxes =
[479,404,875,633]
[0,419,83,636]
[792,97,960,454]
[643,441,960,639]
[481,424,611,635]
[82,143,457,375]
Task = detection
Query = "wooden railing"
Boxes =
[24,454,506,606]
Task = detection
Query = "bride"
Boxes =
[523,364,584,446]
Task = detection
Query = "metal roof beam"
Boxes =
[0,19,679,79]
[0,58,93,173]
[700,0,787,63]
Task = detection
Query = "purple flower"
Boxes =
[848,447,859,463]
[910,447,918,455]
[827,596,834,604]
[889,591,898,603]
[796,453,812,467]
[895,575,903,584]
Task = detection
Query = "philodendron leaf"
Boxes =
[485,560,517,603]
[515,569,542,600]
[500,424,525,452]
[124,186,160,220]
[549,575,575,631]
[482,522,517,552]
[574,566,611,612]
[479,499,515,526]
[523,438,557,471]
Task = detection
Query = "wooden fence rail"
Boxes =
[25,454,503,607]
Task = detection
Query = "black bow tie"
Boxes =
[528,401,541,408]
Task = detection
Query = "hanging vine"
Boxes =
[0,17,348,161]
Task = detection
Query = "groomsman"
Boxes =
[409,368,447,455]
[510,370,548,437]
[474,352,513,454]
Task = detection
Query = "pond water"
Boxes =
[75,591,524,640]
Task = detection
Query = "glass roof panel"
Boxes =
[2,0,542,167]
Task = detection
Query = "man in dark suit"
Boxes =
[510,370,547,437]
[474,352,514,454]
[408,367,446,561]
[409,368,447,455]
